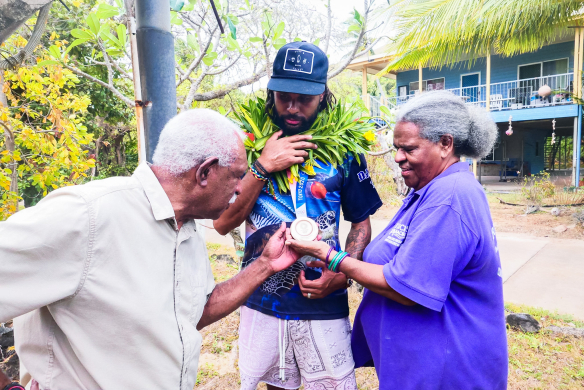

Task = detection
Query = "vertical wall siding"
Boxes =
[395,41,575,91]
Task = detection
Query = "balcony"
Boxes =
[373,73,576,116]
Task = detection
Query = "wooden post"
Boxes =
[486,51,491,110]
[477,50,491,179]
[579,28,584,99]
[574,30,579,99]
[362,67,369,109]
[418,64,423,94]
[128,15,146,163]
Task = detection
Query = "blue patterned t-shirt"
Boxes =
[242,154,382,320]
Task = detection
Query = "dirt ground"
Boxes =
[374,193,584,240]
[196,245,584,390]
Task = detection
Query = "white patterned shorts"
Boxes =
[238,306,357,390]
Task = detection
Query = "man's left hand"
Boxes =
[259,223,302,274]
[298,260,347,299]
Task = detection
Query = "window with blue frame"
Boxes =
[461,73,480,102]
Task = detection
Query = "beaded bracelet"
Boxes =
[249,164,269,182]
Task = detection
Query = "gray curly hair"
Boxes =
[395,90,498,159]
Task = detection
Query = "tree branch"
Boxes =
[63,63,135,107]
[322,0,332,54]
[262,33,271,79]
[327,0,368,79]
[176,25,218,87]
[98,42,114,86]
[187,69,267,102]
[206,53,242,76]
[181,68,209,110]
[353,36,385,59]
[105,51,133,80]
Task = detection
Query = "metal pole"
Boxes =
[135,0,177,162]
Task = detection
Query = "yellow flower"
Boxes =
[302,161,316,176]
[364,130,376,142]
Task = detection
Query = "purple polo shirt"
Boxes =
[352,162,508,389]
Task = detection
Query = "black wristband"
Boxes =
[253,160,271,177]
[3,383,25,390]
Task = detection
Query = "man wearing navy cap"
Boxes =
[214,42,382,390]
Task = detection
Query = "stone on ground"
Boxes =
[506,313,541,333]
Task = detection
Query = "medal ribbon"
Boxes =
[289,169,308,218]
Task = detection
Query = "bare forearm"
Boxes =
[213,174,265,235]
[339,257,415,306]
[197,257,272,329]
[345,218,371,260]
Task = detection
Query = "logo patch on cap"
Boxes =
[283,49,314,74]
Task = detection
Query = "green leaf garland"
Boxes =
[232,97,377,194]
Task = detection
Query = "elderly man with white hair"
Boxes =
[0,109,301,390]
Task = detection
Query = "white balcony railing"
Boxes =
[373,73,576,114]
[486,73,574,111]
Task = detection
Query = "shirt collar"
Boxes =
[414,161,470,195]
[132,163,176,221]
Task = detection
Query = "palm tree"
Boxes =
[380,0,584,72]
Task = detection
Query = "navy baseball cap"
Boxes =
[267,41,328,95]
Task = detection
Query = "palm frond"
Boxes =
[379,0,584,73]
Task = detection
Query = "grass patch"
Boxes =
[195,363,219,386]
[206,242,222,252]
[195,246,584,389]
[506,303,584,328]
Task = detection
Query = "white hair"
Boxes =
[152,108,243,175]
[396,90,498,159]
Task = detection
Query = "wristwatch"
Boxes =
[2,383,25,390]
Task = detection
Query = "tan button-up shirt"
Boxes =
[0,164,215,390]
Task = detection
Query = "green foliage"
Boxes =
[1,56,95,219]
[347,8,363,34]
[46,0,137,178]
[521,172,556,206]
[233,97,377,194]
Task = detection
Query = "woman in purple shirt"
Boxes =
[286,91,508,389]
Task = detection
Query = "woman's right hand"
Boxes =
[285,229,330,260]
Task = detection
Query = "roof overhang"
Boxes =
[345,27,578,75]
[346,54,396,79]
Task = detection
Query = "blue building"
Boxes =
[348,35,584,186]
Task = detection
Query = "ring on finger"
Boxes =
[307,292,311,299]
